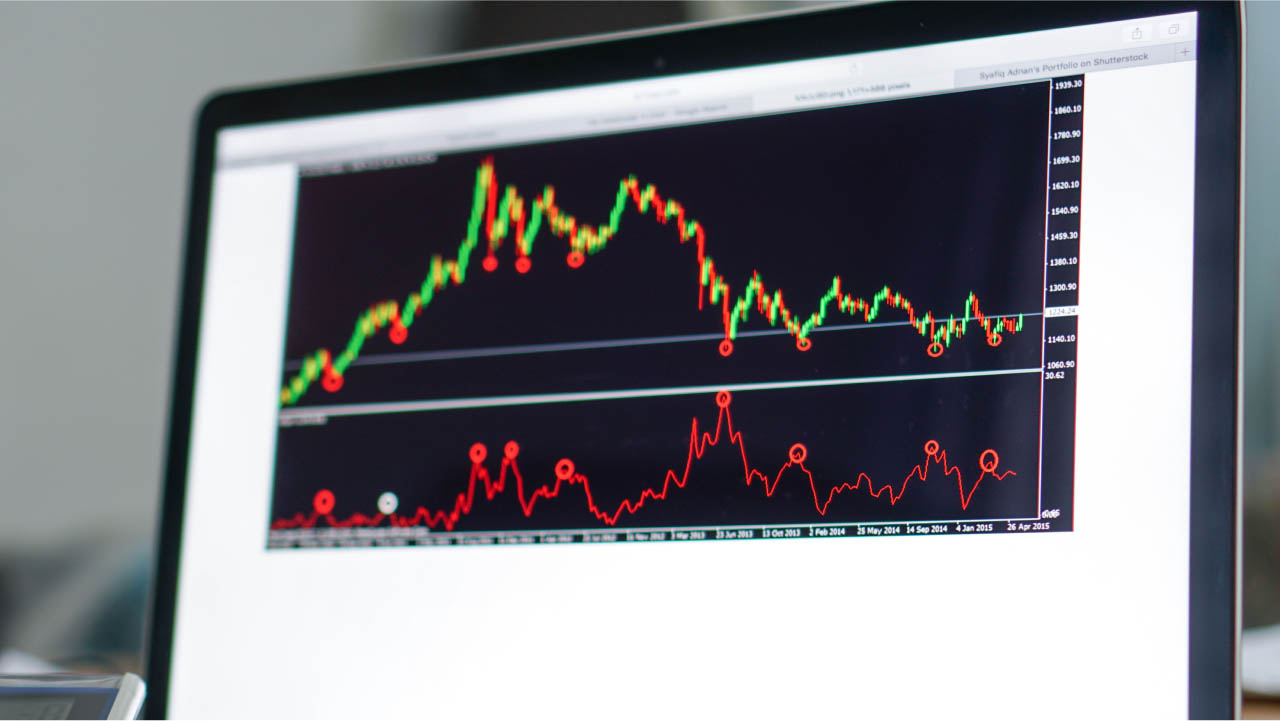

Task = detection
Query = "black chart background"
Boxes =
[275,376,1041,530]
[280,82,1049,407]
[271,81,1054,532]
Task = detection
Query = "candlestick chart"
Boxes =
[266,77,1080,548]
[279,157,1026,407]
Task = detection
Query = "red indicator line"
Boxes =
[271,392,1016,532]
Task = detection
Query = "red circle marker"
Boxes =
[718,339,734,357]
[504,441,519,460]
[789,443,808,463]
[321,372,343,392]
[566,251,585,268]
[979,450,999,473]
[389,325,407,345]
[515,257,531,274]
[924,440,940,456]
[715,390,732,408]
[482,256,498,272]
[989,334,1003,347]
[796,337,812,351]
[926,342,944,358]
[313,489,335,515]
[555,458,575,480]
[469,443,487,464]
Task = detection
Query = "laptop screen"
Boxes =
[167,9,1212,717]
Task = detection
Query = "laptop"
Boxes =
[146,2,1244,717]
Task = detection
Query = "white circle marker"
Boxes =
[377,492,398,515]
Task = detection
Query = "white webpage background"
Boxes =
[169,62,1196,717]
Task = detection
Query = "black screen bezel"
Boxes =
[145,2,1242,716]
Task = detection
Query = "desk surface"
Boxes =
[1244,698,1280,719]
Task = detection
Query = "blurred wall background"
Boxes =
[1242,0,1280,629]
[0,0,1276,674]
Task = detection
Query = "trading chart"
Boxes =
[266,76,1082,548]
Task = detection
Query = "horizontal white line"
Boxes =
[278,367,1043,419]
[283,312,1042,369]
